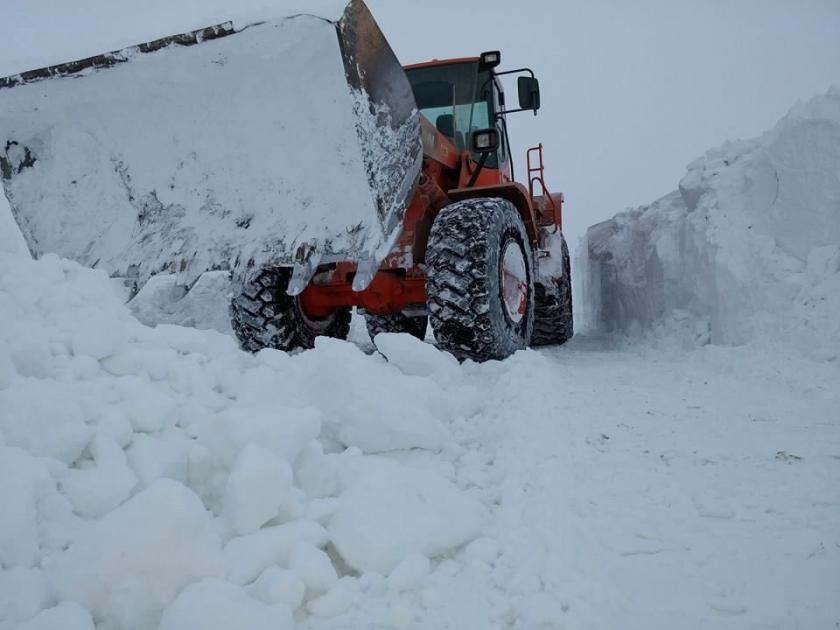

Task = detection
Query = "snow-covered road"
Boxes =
[307,334,840,629]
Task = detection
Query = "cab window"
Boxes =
[406,62,494,165]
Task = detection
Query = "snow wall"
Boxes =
[583,87,840,359]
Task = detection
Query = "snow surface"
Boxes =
[583,87,840,360]
[1,224,838,628]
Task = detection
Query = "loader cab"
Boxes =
[404,53,541,181]
[404,57,504,170]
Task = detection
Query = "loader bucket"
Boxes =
[0,0,422,288]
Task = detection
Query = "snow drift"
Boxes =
[583,87,840,358]
[0,243,488,629]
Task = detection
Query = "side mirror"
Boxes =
[472,128,499,154]
[518,76,541,112]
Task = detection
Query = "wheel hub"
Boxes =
[500,240,528,324]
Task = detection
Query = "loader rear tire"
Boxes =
[531,237,574,346]
[230,268,350,353]
[426,197,535,362]
[365,313,428,341]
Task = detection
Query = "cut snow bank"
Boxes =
[583,87,840,359]
[0,249,483,630]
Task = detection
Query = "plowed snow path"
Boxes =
[311,335,840,629]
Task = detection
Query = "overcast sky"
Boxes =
[371,0,840,249]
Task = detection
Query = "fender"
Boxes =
[447,182,540,244]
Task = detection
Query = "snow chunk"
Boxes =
[196,406,321,471]
[0,352,14,391]
[329,458,486,574]
[288,543,338,595]
[0,567,48,629]
[223,445,295,536]
[14,602,93,630]
[387,552,431,592]
[224,520,329,585]
[0,382,92,464]
[0,447,56,568]
[51,479,223,630]
[159,579,293,630]
[70,313,127,360]
[59,436,137,518]
[126,432,191,487]
[373,332,461,383]
[294,338,450,453]
[247,566,306,610]
[306,578,357,618]
[129,271,234,333]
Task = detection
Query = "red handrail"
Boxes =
[526,144,560,230]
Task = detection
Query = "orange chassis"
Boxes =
[300,113,563,320]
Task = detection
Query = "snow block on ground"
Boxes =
[128,271,234,334]
[14,602,94,630]
[223,444,295,536]
[50,479,223,630]
[159,579,293,630]
[373,333,461,383]
[59,436,138,518]
[328,457,487,574]
[223,520,329,585]
[583,87,840,357]
[0,447,59,568]
[0,567,48,629]
[293,338,451,453]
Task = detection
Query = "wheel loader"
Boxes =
[0,0,572,362]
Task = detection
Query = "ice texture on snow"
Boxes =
[584,87,840,357]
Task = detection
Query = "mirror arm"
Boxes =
[496,107,537,116]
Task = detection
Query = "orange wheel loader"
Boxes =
[0,0,572,362]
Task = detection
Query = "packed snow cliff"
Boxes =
[583,87,840,359]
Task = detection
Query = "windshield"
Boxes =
[405,62,492,154]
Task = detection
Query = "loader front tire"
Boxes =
[531,236,574,346]
[426,198,535,362]
[365,313,428,341]
[230,268,350,353]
